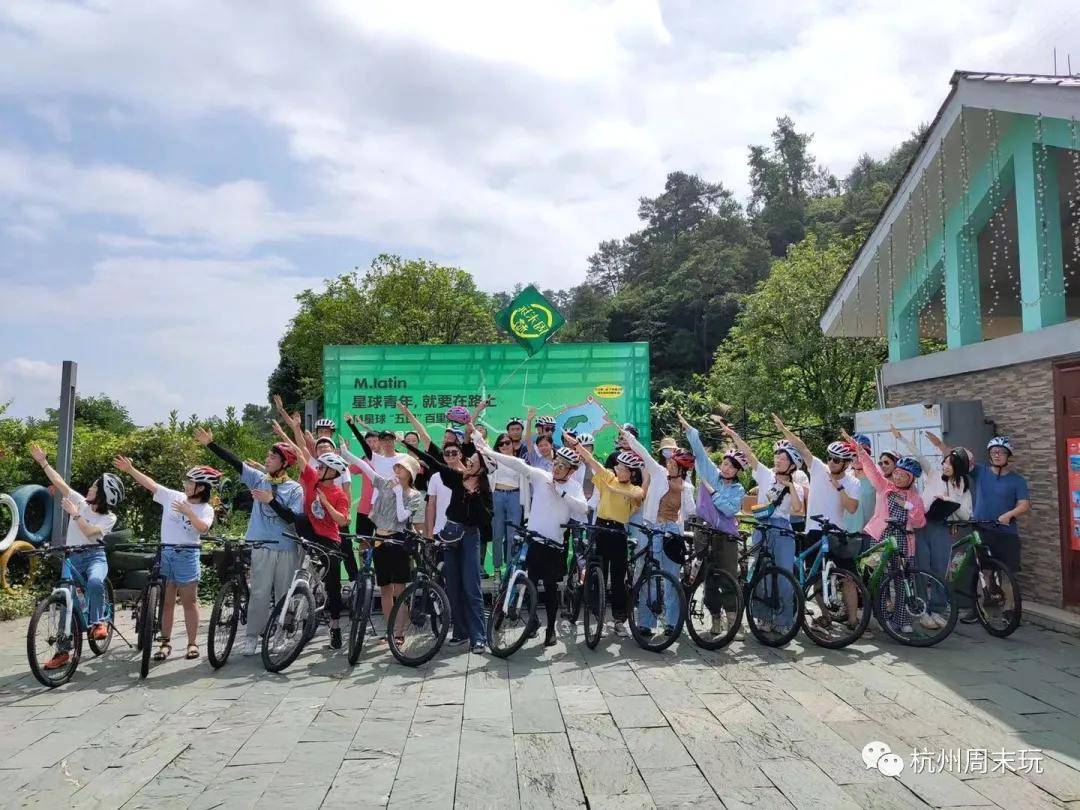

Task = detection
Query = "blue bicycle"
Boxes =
[26,545,130,687]
[487,523,554,658]
[794,516,871,649]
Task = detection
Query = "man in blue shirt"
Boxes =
[195,427,305,654]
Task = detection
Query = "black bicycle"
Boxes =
[205,537,270,669]
[346,535,376,665]
[942,520,1020,638]
[679,522,744,650]
[561,523,608,649]
[626,523,687,653]
[737,520,804,647]
[115,542,202,678]
[383,530,451,667]
[262,532,341,673]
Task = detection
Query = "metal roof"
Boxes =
[820,70,1080,338]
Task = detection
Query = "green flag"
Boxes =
[495,285,565,355]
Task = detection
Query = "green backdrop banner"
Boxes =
[323,342,651,459]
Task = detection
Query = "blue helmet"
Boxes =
[853,433,872,450]
[895,456,923,479]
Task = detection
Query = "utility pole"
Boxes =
[52,361,77,548]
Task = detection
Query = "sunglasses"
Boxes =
[497,440,512,446]
[444,450,462,457]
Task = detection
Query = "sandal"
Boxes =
[153,641,172,661]
[186,644,200,660]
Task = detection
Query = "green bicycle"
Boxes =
[855,520,958,647]
[943,521,1022,638]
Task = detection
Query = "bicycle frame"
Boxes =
[793,534,839,604]
[855,536,901,594]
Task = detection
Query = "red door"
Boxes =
[1055,359,1080,606]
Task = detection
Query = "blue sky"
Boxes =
[2,1,1077,424]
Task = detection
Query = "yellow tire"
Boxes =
[0,541,38,591]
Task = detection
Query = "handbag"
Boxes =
[437,520,466,546]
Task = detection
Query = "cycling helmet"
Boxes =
[723,449,749,470]
[316,453,350,474]
[445,427,465,442]
[853,433,872,450]
[314,417,336,431]
[879,450,899,462]
[621,422,640,438]
[506,416,524,429]
[773,439,792,452]
[446,406,471,425]
[895,456,923,479]
[577,432,595,447]
[987,436,1013,456]
[774,444,802,468]
[271,442,298,467]
[536,415,556,428]
[616,451,645,470]
[671,449,696,471]
[186,466,223,487]
[826,441,855,461]
[99,472,125,507]
[554,447,581,468]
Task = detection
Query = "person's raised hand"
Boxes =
[839,428,855,445]
[527,406,536,419]
[61,496,79,517]
[112,455,134,473]
[771,413,787,434]
[676,412,691,432]
[344,413,354,425]
[271,420,290,441]
[29,442,47,465]
[194,426,213,446]
[890,424,902,439]
[562,430,578,447]
[250,488,274,504]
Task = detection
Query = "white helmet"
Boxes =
[315,418,336,431]
[99,472,125,507]
[987,436,1012,455]
[317,452,349,474]
[616,451,645,470]
[536,415,556,427]
[185,466,223,487]
[554,447,580,468]
[576,432,595,447]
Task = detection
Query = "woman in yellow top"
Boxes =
[566,431,644,636]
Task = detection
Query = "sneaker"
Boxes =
[919,614,939,631]
[929,612,947,629]
[960,609,979,624]
[756,619,775,634]
[90,623,108,641]
[470,643,487,655]
[544,629,557,647]
[448,636,469,646]
[638,627,654,638]
[241,636,260,656]
[710,615,726,636]
[329,628,343,649]
[43,652,70,671]
[613,621,629,637]
[525,617,540,639]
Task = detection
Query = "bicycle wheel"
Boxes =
[488,576,539,659]
[27,592,82,688]
[629,569,685,652]
[685,567,743,651]
[87,580,116,656]
[745,565,803,647]
[207,579,241,669]
[582,565,605,650]
[139,583,160,679]
[872,567,956,647]
[347,574,375,665]
[262,582,317,673]
[801,568,870,650]
[975,558,1021,638]
[388,580,451,667]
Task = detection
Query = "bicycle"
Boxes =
[679,521,743,650]
[626,523,687,653]
[488,523,552,658]
[560,523,608,650]
[943,520,1022,638]
[382,530,451,667]
[854,521,957,647]
[737,519,804,647]
[261,532,342,673]
[26,544,131,688]
[796,517,872,649]
[346,535,376,665]
[204,536,271,669]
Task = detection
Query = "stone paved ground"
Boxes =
[1,610,1079,809]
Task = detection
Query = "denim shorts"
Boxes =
[161,545,201,584]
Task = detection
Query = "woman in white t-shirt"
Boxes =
[113,456,218,662]
[30,443,123,670]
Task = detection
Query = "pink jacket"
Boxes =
[856,444,926,554]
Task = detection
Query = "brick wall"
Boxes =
[886,358,1063,607]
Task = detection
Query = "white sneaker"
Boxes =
[901,624,914,635]
[710,615,726,635]
[613,621,629,637]
[241,636,259,656]
[919,615,939,631]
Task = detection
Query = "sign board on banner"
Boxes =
[323,343,651,462]
[1068,437,1080,551]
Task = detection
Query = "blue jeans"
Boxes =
[636,521,682,630]
[915,522,951,613]
[443,524,487,645]
[491,489,522,570]
[66,548,108,625]
[754,517,795,625]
